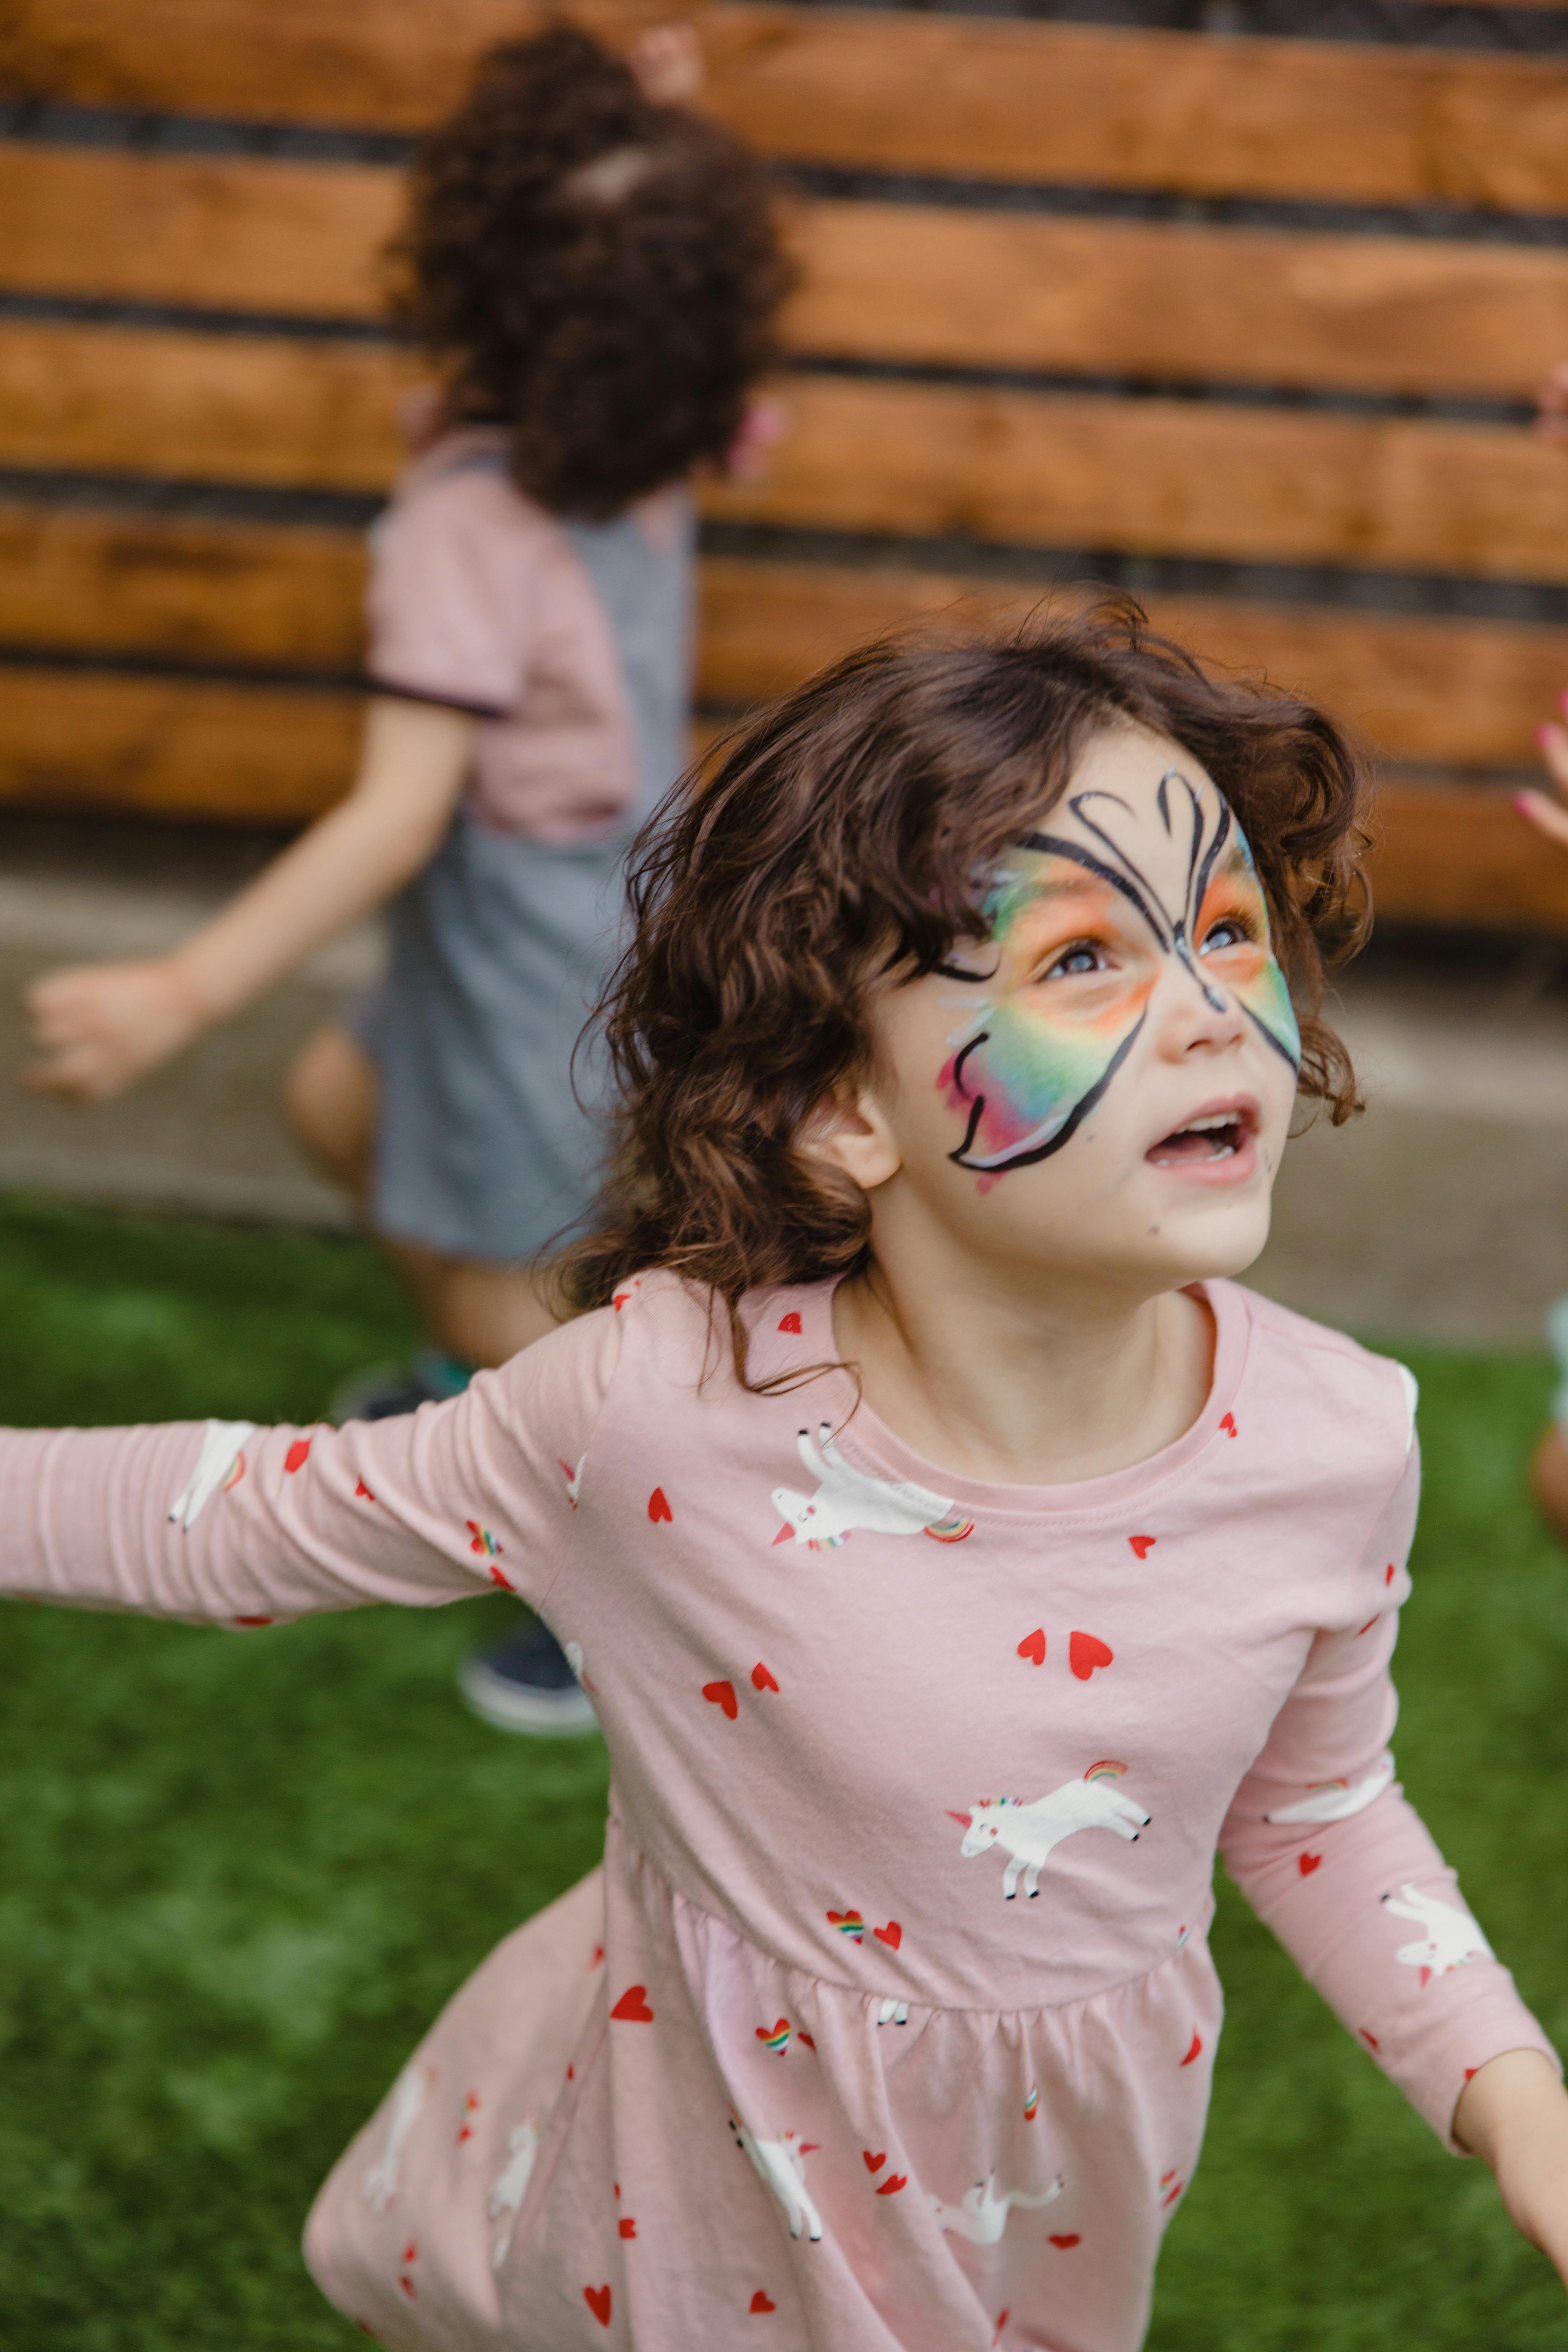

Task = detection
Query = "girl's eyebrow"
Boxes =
[1016,832,1171,948]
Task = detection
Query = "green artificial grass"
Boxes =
[0,1193,1566,2347]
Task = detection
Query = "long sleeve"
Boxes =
[1218,1435,1558,2149]
[0,1306,620,1629]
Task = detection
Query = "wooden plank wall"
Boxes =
[2,0,1568,924]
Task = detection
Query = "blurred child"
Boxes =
[7,609,1567,2350]
[1513,670,1568,1539]
[21,23,789,1733]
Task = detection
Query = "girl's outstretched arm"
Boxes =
[22,696,473,1102]
[0,1305,618,1627]
[1218,1428,1562,2203]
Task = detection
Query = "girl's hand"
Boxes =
[1537,361,1568,445]
[22,956,203,1101]
[1455,2049,1568,2289]
[631,23,702,104]
[1514,694,1568,851]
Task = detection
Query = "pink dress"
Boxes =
[1,1275,1554,2352]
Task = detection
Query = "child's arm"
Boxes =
[22,696,473,1102]
[1514,695,1568,853]
[1218,1435,1568,2278]
[0,1306,617,1628]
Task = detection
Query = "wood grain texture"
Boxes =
[0,320,413,488]
[4,328,1566,580]
[1368,780,1568,927]
[8,147,1568,400]
[0,145,402,319]
[698,556,1568,769]
[0,665,361,819]
[2,1,1568,204]
[0,503,368,666]
[4,509,1566,770]
[708,375,1568,584]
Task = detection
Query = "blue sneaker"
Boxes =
[458,1618,600,1739]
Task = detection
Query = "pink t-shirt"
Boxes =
[0,1276,1555,2349]
[367,430,688,847]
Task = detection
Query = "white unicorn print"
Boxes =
[930,2172,1065,2245]
[771,1424,971,1549]
[730,2119,824,2241]
[1381,1884,1493,1981]
[167,1418,258,1530]
[1265,1753,1395,1825]
[952,1768,1151,1899]
[363,2064,434,2211]
[488,2118,542,2268]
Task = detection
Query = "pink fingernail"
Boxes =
[1515,792,1537,817]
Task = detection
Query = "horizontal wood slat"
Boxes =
[0,665,360,820]
[0,321,413,488]
[1,665,1558,924]
[698,558,1568,771]
[4,2,1568,206]
[3,508,1566,771]
[5,326,1566,581]
[1369,781,1568,926]
[10,148,1568,400]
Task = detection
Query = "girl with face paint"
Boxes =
[3,609,1566,2351]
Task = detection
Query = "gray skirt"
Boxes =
[348,811,624,1265]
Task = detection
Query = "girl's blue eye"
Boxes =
[1045,942,1104,980]
[1199,918,1252,955]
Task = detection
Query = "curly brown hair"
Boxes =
[392,24,791,517]
[558,599,1372,1367]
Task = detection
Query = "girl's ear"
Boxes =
[802,1084,903,1195]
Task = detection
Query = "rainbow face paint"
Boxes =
[937,771,1300,1176]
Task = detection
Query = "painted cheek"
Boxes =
[941,985,1151,1170]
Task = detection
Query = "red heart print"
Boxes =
[489,1564,516,1592]
[703,1680,738,1720]
[1359,2028,1379,2050]
[610,1984,653,2022]
[873,1921,902,1950]
[876,2174,907,2196]
[1219,1412,1238,1438]
[1180,2031,1203,2067]
[1069,1631,1113,1681]
[862,2149,886,2172]
[756,2018,790,2044]
[584,2283,612,2327]
[1128,1535,1156,1559]
[285,1436,312,1474]
[355,1478,376,1502]
[1016,1628,1046,1666]
[648,1487,673,1522]
[1048,2234,1082,2249]
[234,1616,273,1628]
[751,2290,777,2313]
[777,1312,803,1335]
[1298,1852,1322,1877]
[798,2030,816,2050]
[619,2218,636,2239]
[1385,1561,1395,1584]
[1355,1617,1378,1637]
[1464,2066,1478,2080]
[751,1661,779,1692]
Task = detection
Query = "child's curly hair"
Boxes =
[393,24,791,516]
[558,599,1371,1363]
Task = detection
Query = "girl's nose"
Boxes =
[1153,953,1248,1059]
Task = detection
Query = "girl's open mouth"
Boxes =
[1146,1100,1259,1171]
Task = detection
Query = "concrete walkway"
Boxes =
[0,818,1563,1346]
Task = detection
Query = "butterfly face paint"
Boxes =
[937,771,1301,1176]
